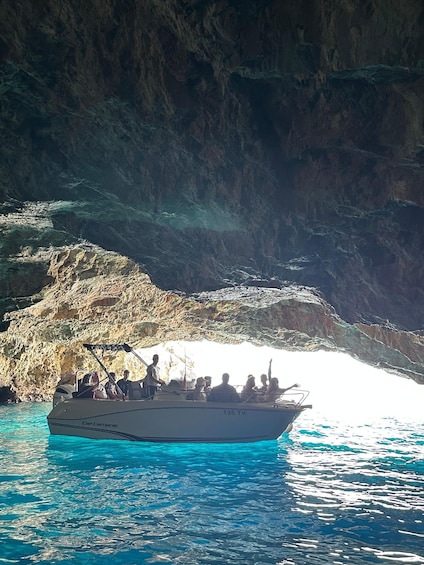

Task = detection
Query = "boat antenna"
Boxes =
[182,348,187,390]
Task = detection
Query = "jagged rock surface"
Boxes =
[1,245,423,400]
[0,1,424,397]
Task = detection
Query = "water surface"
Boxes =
[0,403,423,564]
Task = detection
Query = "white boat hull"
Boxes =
[47,398,306,443]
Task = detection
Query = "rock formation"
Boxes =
[1,1,424,398]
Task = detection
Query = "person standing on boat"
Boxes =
[143,354,165,399]
[207,373,240,403]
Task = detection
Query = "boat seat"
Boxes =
[127,381,144,400]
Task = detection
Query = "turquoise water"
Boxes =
[0,403,423,565]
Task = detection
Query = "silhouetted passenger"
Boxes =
[264,378,298,402]
[207,373,240,403]
[257,373,268,394]
[204,376,212,395]
[186,377,207,401]
[240,375,259,402]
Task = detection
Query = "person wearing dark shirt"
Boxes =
[75,373,94,398]
[207,373,240,403]
[117,369,131,397]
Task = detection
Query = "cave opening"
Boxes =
[131,341,424,422]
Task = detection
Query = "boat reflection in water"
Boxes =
[47,344,311,443]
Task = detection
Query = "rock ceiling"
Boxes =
[0,1,424,398]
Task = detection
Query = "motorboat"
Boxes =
[47,344,311,443]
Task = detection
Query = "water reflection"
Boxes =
[285,413,424,564]
[41,435,297,564]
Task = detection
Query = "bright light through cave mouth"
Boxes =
[134,341,424,422]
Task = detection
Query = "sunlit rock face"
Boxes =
[1,1,424,397]
[2,245,423,399]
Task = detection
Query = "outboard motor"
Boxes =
[53,384,75,407]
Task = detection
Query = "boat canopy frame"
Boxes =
[83,343,149,368]
[82,343,150,397]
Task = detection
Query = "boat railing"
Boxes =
[238,387,310,407]
[273,388,310,407]
[147,386,309,408]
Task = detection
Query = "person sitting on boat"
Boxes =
[264,378,298,403]
[75,373,94,398]
[240,375,259,403]
[186,377,207,401]
[117,369,131,398]
[91,373,108,399]
[204,376,212,395]
[207,373,240,403]
[105,372,123,400]
[256,373,268,394]
[143,354,165,399]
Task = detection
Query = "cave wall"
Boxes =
[1,0,424,393]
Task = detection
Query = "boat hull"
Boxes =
[47,399,305,443]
